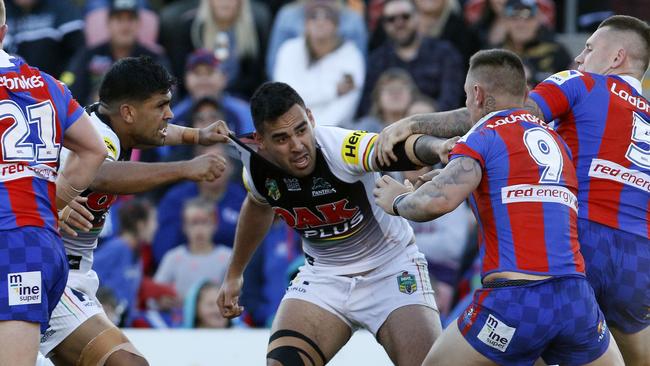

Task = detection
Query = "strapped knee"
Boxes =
[77,326,145,366]
[267,329,326,366]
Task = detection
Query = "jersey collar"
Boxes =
[0,50,15,68]
[618,75,642,94]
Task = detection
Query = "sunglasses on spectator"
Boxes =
[384,12,412,24]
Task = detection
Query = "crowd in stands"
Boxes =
[4,0,641,329]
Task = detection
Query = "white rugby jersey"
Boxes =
[232,125,415,275]
[60,104,126,274]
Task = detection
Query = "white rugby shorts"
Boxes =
[283,244,438,335]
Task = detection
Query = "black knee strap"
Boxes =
[267,329,326,366]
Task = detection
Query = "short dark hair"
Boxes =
[469,49,527,97]
[599,15,650,72]
[250,82,306,133]
[118,198,152,235]
[99,56,176,106]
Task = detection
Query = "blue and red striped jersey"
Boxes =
[450,109,584,278]
[530,71,650,238]
[0,50,83,233]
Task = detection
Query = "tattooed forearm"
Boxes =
[406,108,473,138]
[524,98,544,120]
[413,136,445,165]
[397,157,482,221]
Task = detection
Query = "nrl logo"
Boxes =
[265,178,281,200]
[397,271,417,294]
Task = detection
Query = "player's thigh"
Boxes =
[609,325,650,366]
[582,331,625,366]
[268,299,352,366]
[50,313,146,366]
[377,304,441,366]
[0,320,40,366]
[422,320,498,366]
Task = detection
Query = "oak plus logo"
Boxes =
[477,314,516,352]
[8,271,41,306]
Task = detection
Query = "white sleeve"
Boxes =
[242,167,268,205]
[316,126,379,176]
[59,115,120,170]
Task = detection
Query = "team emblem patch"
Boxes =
[265,178,281,200]
[397,271,417,294]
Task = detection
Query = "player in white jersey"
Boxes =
[218,82,456,366]
[41,57,230,366]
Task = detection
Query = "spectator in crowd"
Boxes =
[414,0,480,67]
[266,0,367,77]
[464,0,555,48]
[351,68,419,133]
[160,0,270,99]
[4,0,84,77]
[273,0,364,126]
[183,280,230,328]
[154,198,232,300]
[240,219,301,327]
[61,0,170,105]
[84,0,160,49]
[93,198,157,325]
[171,49,253,134]
[357,0,463,117]
[153,143,246,265]
[501,0,572,84]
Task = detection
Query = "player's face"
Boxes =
[183,206,217,245]
[256,104,317,178]
[196,286,228,328]
[575,27,619,74]
[132,91,173,146]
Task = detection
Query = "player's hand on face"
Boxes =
[186,153,227,181]
[373,175,411,215]
[376,119,413,167]
[198,120,232,145]
[414,169,442,189]
[58,196,93,237]
[217,275,245,319]
[437,136,460,164]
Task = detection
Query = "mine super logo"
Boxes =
[8,271,41,305]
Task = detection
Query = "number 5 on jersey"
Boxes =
[1,100,59,163]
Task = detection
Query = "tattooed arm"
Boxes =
[373,157,482,222]
[376,108,472,166]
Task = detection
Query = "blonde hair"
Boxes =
[192,0,259,59]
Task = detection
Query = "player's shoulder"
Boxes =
[87,109,121,160]
[541,70,587,86]
[316,125,377,168]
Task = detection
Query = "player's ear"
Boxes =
[253,131,265,149]
[473,84,484,109]
[119,104,135,124]
[306,108,316,128]
[0,25,7,43]
[611,47,626,69]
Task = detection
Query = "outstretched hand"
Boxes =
[199,120,232,145]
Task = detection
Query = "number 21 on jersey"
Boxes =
[0,100,59,163]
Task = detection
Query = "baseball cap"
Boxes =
[185,49,221,72]
[109,0,139,16]
[504,0,538,18]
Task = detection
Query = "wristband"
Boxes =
[392,193,410,216]
[182,127,200,144]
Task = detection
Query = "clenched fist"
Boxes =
[184,153,227,182]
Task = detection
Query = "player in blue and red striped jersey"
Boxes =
[374,49,624,366]
[376,15,650,365]
[0,1,106,365]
